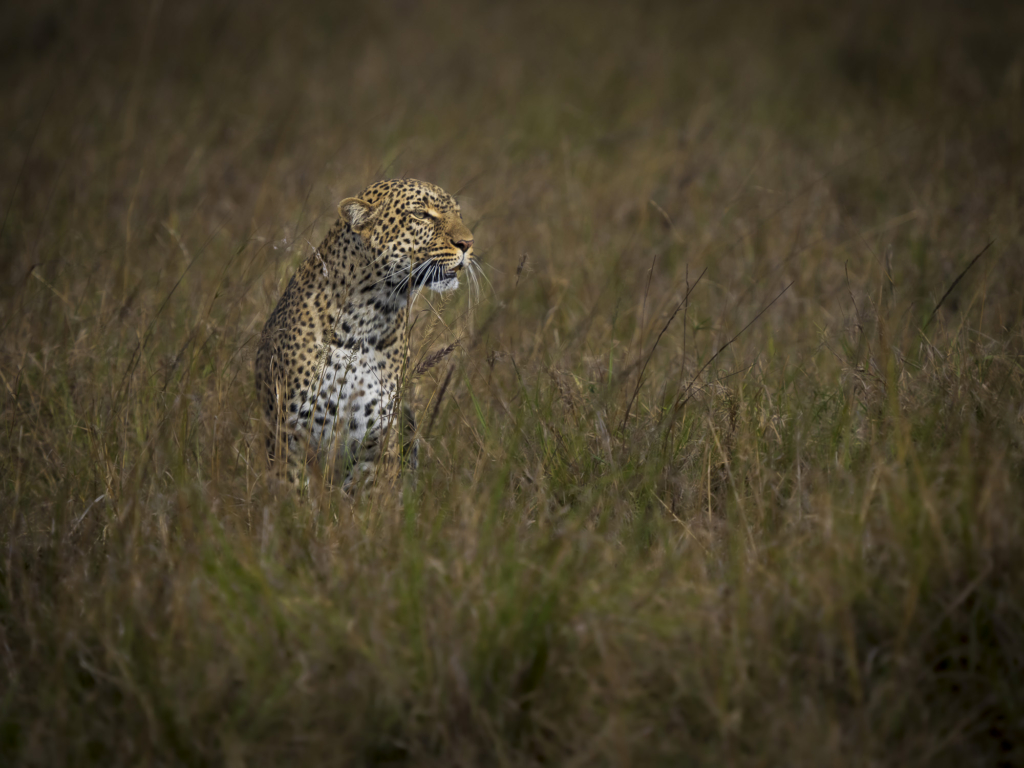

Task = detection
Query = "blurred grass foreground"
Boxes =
[2,0,1024,764]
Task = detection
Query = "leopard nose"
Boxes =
[453,237,474,253]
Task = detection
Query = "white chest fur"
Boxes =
[291,343,399,469]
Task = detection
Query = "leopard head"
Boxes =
[339,178,475,296]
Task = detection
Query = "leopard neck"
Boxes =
[321,222,411,350]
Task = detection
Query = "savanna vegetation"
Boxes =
[2,1,1023,764]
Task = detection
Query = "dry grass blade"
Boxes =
[620,267,706,430]
[424,364,455,440]
[671,279,795,418]
[923,239,995,330]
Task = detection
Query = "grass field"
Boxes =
[2,0,1023,764]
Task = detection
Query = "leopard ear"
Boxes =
[338,197,376,232]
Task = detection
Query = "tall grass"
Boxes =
[2,0,1023,764]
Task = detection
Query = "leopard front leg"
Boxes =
[264,425,308,493]
[332,402,418,491]
[256,347,310,494]
[334,423,383,490]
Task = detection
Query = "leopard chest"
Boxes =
[293,340,402,462]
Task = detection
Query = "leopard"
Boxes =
[254,178,475,493]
